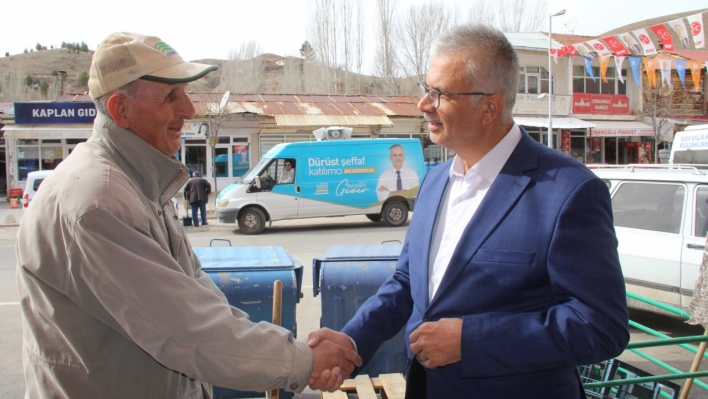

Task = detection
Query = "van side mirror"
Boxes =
[254,175,262,189]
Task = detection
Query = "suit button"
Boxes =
[290,383,299,390]
[158,210,162,216]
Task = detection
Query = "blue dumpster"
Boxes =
[194,245,303,399]
[312,244,407,377]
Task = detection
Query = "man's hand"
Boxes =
[378,185,389,193]
[409,318,462,369]
[307,328,362,392]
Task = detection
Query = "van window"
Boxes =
[673,150,708,164]
[612,182,684,234]
[695,186,708,237]
[33,179,44,192]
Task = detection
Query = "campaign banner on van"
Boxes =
[300,141,425,207]
[14,102,96,124]
[253,140,426,210]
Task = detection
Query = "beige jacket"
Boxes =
[16,113,312,399]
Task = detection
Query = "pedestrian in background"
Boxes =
[184,171,211,226]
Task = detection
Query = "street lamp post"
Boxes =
[548,9,566,149]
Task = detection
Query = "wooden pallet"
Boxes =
[321,373,406,399]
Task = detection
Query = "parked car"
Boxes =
[670,124,708,165]
[22,170,52,210]
[590,164,708,316]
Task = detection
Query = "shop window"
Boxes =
[573,66,627,94]
[185,145,207,177]
[519,66,551,94]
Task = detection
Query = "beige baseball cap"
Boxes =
[88,32,218,99]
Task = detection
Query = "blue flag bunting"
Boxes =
[675,59,687,89]
[585,58,596,82]
[629,57,641,85]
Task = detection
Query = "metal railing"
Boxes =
[581,291,708,399]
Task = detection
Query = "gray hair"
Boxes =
[93,80,142,117]
[430,24,519,121]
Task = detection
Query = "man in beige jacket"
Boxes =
[16,32,360,399]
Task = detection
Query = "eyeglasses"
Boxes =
[284,163,291,167]
[417,82,492,109]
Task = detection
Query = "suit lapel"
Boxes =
[429,131,539,306]
[412,161,451,308]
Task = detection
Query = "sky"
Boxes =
[2,0,706,68]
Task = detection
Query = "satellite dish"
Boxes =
[219,91,230,112]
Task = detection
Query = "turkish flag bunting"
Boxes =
[602,36,629,56]
[649,24,674,51]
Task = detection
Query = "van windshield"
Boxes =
[672,150,708,165]
[241,158,271,183]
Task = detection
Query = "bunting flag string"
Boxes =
[674,59,687,89]
[643,58,658,87]
[558,12,706,66]
[629,57,642,85]
[615,56,626,83]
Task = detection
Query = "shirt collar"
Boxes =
[448,123,522,184]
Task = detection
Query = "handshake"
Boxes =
[306,328,362,392]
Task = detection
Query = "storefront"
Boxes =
[587,120,656,164]
[2,102,257,192]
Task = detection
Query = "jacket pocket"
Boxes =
[473,249,536,265]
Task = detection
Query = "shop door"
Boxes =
[621,141,640,164]
[604,138,617,164]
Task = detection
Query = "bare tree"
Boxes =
[353,0,365,93]
[220,40,264,93]
[374,0,401,94]
[467,0,546,32]
[643,78,690,163]
[1,66,40,102]
[282,57,302,93]
[396,1,457,94]
[338,0,354,94]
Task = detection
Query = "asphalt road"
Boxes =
[2,215,708,398]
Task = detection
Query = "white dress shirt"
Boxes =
[428,124,522,302]
[377,167,420,201]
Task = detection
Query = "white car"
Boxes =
[22,170,52,210]
[591,164,708,315]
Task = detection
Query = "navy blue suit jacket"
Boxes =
[342,129,629,398]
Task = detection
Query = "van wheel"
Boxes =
[366,214,382,222]
[238,207,266,235]
[382,201,408,227]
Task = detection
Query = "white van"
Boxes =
[670,124,708,164]
[22,170,53,211]
[591,164,708,316]
[216,138,426,234]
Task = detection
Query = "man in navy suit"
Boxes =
[308,24,629,398]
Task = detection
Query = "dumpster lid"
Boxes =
[315,244,402,261]
[193,246,300,270]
